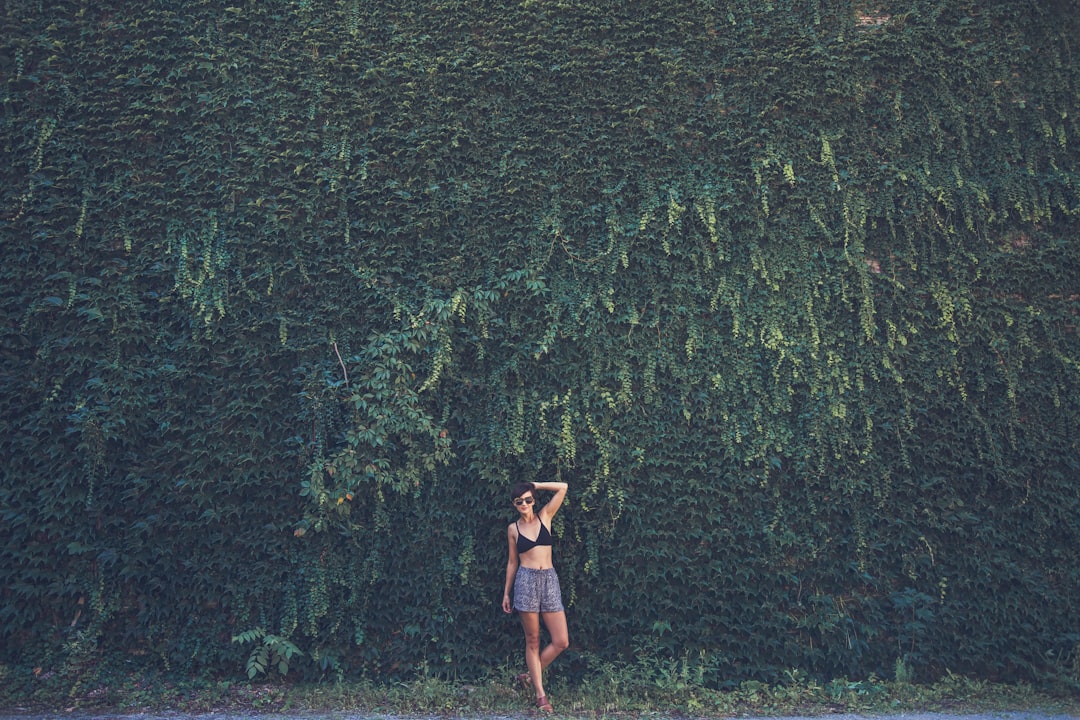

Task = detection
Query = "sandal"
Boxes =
[536,695,553,712]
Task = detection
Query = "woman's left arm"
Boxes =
[535,481,568,521]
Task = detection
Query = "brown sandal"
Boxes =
[536,695,553,712]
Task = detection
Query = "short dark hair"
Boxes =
[510,482,535,503]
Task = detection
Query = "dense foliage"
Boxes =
[2,0,1078,686]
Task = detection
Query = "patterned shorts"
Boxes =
[512,567,564,613]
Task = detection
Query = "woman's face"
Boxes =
[512,493,535,515]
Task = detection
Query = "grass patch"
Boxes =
[1,661,1078,718]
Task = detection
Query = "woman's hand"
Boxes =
[502,593,512,614]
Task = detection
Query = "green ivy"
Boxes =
[1,0,1078,685]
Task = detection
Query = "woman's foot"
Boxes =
[536,695,553,712]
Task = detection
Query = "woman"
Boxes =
[502,481,569,713]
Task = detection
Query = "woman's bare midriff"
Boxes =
[517,546,553,570]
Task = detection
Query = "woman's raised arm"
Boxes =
[534,481,568,522]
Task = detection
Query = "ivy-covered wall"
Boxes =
[2,0,1078,684]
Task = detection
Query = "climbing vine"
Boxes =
[1,0,1078,686]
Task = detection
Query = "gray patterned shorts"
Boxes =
[512,567,564,613]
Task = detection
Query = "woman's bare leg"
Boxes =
[519,611,545,699]
[539,610,569,670]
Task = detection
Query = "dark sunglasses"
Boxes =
[513,496,535,507]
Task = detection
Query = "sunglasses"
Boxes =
[513,496,535,507]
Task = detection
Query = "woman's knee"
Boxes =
[552,634,570,651]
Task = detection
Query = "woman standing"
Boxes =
[502,481,569,713]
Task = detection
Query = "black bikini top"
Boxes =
[516,519,553,554]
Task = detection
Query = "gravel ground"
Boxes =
[1,712,1078,720]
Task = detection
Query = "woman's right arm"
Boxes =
[502,524,518,613]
